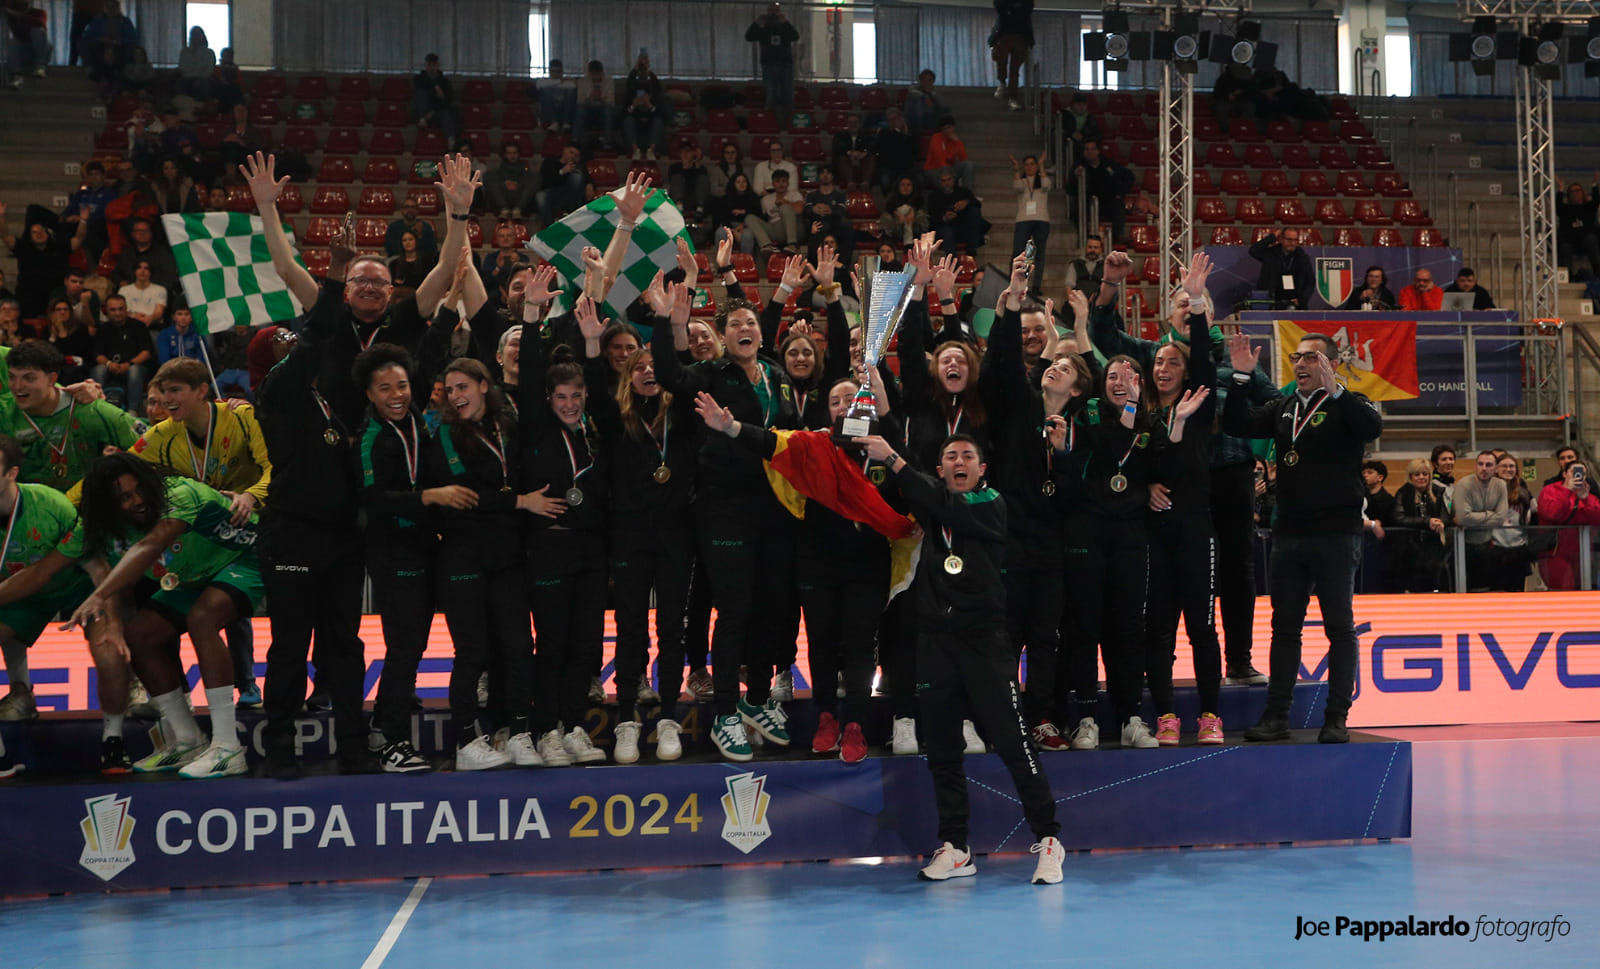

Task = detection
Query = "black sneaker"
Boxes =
[1243,712,1291,742]
[1318,712,1349,745]
[379,739,432,774]
[303,691,333,713]
[1224,666,1270,686]
[338,749,380,775]
[265,752,301,781]
[100,736,133,774]
[0,753,21,779]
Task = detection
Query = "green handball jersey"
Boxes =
[60,477,259,589]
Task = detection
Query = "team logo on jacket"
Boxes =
[79,793,137,881]
[719,771,773,854]
[1316,257,1354,308]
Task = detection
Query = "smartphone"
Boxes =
[1023,240,1037,282]
[1574,464,1587,485]
[342,211,356,241]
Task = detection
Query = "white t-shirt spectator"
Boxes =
[752,160,799,197]
[118,282,168,325]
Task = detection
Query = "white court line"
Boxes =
[360,876,432,969]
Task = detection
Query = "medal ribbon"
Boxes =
[941,526,956,556]
[21,398,76,468]
[477,422,510,487]
[1289,391,1328,449]
[946,403,964,437]
[561,422,594,488]
[392,413,420,487]
[0,487,24,569]
[184,404,215,483]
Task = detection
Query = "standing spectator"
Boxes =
[1387,458,1452,593]
[413,54,459,144]
[1493,452,1535,592]
[384,198,438,261]
[1073,140,1131,244]
[81,0,136,90]
[176,26,215,101]
[832,114,874,191]
[927,170,985,254]
[1536,460,1600,591]
[3,0,50,89]
[1248,227,1314,309]
[923,116,975,189]
[154,305,209,363]
[2,203,88,319]
[1339,265,1397,310]
[1454,450,1507,591]
[91,295,154,409]
[802,168,852,255]
[1556,179,1600,280]
[1543,445,1579,488]
[536,59,578,132]
[538,143,589,225]
[68,0,102,67]
[1010,154,1051,296]
[752,139,799,196]
[746,3,801,125]
[990,0,1034,110]
[1443,267,1495,309]
[211,46,243,113]
[116,259,168,328]
[872,107,918,195]
[477,223,523,293]
[1063,233,1104,305]
[878,176,927,247]
[1359,459,1393,593]
[485,142,537,220]
[707,141,750,199]
[668,143,710,221]
[1213,69,1257,129]
[1398,268,1442,311]
[1431,443,1457,486]
[903,69,949,136]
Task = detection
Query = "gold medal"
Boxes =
[1110,473,1129,493]
[653,465,672,484]
[565,487,585,506]
[943,554,964,575]
[501,486,513,493]
[160,573,180,591]
[324,428,342,446]
[1041,479,1056,497]
[1284,449,1300,467]
[54,463,67,479]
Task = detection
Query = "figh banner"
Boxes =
[1274,318,1420,401]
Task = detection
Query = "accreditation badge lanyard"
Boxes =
[0,488,24,568]
[392,414,420,488]
[184,405,215,482]
[21,399,76,477]
[478,423,511,490]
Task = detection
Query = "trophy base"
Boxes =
[831,412,878,450]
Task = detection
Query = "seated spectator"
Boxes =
[1398,268,1442,311]
[538,143,590,225]
[923,116,974,189]
[1454,450,1508,591]
[708,141,750,199]
[82,0,138,89]
[536,59,578,132]
[668,143,710,220]
[752,140,799,196]
[218,102,268,169]
[1360,459,1393,593]
[1213,68,1257,129]
[1443,267,1495,309]
[1247,227,1313,309]
[1493,451,1536,592]
[878,176,928,247]
[176,26,215,100]
[202,184,229,212]
[148,157,200,214]
[117,43,154,95]
[712,171,766,254]
[157,105,198,158]
[384,198,439,261]
[91,294,154,409]
[1073,140,1131,245]
[0,297,29,345]
[872,107,918,196]
[625,51,663,108]
[1387,458,1452,593]
[926,170,985,254]
[154,305,210,363]
[486,142,537,220]
[832,113,874,191]
[46,268,101,333]
[389,230,437,293]
[478,222,524,293]
[114,217,179,292]
[575,59,616,147]
[117,259,168,328]
[212,46,244,113]
[1556,179,1600,281]
[412,53,459,143]
[1058,93,1102,150]
[3,0,51,89]
[3,205,88,319]
[802,168,854,255]
[1340,265,1397,310]
[903,68,949,136]
[760,168,805,249]
[621,89,665,160]
[1536,460,1600,591]
[44,297,94,384]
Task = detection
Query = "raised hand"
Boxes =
[527,263,559,305]
[240,151,289,210]
[715,232,734,271]
[329,213,359,267]
[642,269,670,316]
[1227,331,1260,373]
[580,244,605,291]
[930,255,957,298]
[779,253,808,290]
[1174,385,1211,420]
[812,243,838,286]
[1066,288,1089,322]
[1181,251,1212,299]
[574,295,605,342]
[907,231,939,286]
[694,390,736,435]
[675,236,697,282]
[1101,249,1133,285]
[1005,252,1029,310]
[1314,351,1340,392]
[615,170,654,225]
[669,280,693,325]
[435,154,483,216]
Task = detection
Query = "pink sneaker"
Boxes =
[1155,713,1181,747]
[1196,713,1224,745]
[812,711,841,753]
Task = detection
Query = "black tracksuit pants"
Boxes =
[878,592,918,720]
[1004,564,1064,726]
[611,522,696,721]
[920,625,1060,848]
[797,543,887,725]
[1210,463,1258,671]
[1147,512,1223,715]
[529,529,608,734]
[685,556,713,672]
[1062,513,1149,726]
[697,496,795,716]
[370,555,435,744]
[437,544,533,744]
[260,515,367,760]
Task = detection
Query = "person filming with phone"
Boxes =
[1536,458,1600,591]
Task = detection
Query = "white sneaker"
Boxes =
[178,743,248,779]
[962,720,984,754]
[771,669,794,702]
[1030,836,1065,884]
[564,725,606,763]
[918,841,977,881]
[1121,716,1159,749]
[993,84,1005,99]
[588,676,606,704]
[1069,716,1099,750]
[537,728,574,766]
[505,731,544,767]
[456,735,512,770]
[891,716,919,755]
[614,719,641,764]
[133,735,208,773]
[655,718,682,760]
[1007,98,1022,111]
[637,673,659,705]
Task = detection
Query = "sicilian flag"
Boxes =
[761,429,921,598]
[1274,318,1419,401]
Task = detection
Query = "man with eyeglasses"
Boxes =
[1223,332,1382,745]
[1398,268,1442,312]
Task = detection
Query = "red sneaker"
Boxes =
[812,711,841,753]
[839,722,868,764]
[1031,720,1069,751]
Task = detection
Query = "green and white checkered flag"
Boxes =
[162,213,305,333]
[528,189,691,319]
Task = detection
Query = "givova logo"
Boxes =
[719,772,772,854]
[79,793,137,881]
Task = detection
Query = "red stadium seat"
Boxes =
[732,252,758,283]
[1139,257,1161,284]
[377,77,411,101]
[1204,144,1241,168]
[1106,92,1138,115]
[1319,146,1355,171]
[1336,172,1373,197]
[955,255,976,284]
[1281,145,1316,169]
[1315,199,1353,226]
[413,129,447,157]
[1274,198,1312,225]
[1302,120,1336,144]
[323,126,362,154]
[405,188,440,216]
[502,104,536,130]
[356,187,396,215]
[587,159,619,188]
[252,74,288,99]
[1298,171,1335,196]
[846,192,878,219]
[303,217,340,245]
[463,131,492,157]
[1197,198,1230,222]
[1302,228,1324,245]
[247,99,282,124]
[301,249,332,276]
[464,218,483,247]
[1395,200,1430,225]
[1328,96,1357,120]
[1141,167,1161,195]
[1374,172,1411,197]
[1220,169,1254,194]
[462,103,494,130]
[819,85,852,109]
[362,158,402,184]
[1193,117,1224,141]
[628,162,663,185]
[334,76,371,102]
[374,102,410,126]
[1332,228,1365,246]
[368,129,405,155]
[1265,119,1298,143]
[1117,116,1150,141]
[1413,228,1446,247]
[354,217,387,247]
[1128,142,1159,168]
[1250,226,1275,243]
[1338,121,1374,144]
[317,156,356,183]
[309,187,349,214]
[790,135,824,161]
[1128,225,1158,253]
[1373,228,1404,246]
[747,109,779,135]
[1228,119,1263,142]
[1258,170,1293,195]
[792,86,814,109]
[277,183,304,214]
[860,88,889,110]
[292,76,329,101]
[1124,194,1151,224]
[1209,226,1245,245]
[1243,144,1278,168]
[1355,145,1393,170]
[1192,170,1218,195]
[331,101,366,126]
[281,124,320,153]
[1353,200,1392,225]
[1236,198,1272,225]
[705,109,739,133]
[224,185,255,212]
[824,111,855,134]
[461,79,496,103]
[766,253,787,282]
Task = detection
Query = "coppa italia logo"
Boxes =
[719,772,772,854]
[79,793,137,881]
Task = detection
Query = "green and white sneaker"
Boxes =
[711,714,753,762]
[179,743,249,779]
[132,737,209,773]
[737,697,791,747]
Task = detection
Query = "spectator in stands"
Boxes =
[621,88,665,161]
[1544,445,1578,488]
[485,142,537,221]
[752,139,799,196]
[413,53,459,143]
[536,59,577,132]
[3,0,50,89]
[0,298,25,345]
[1537,459,1600,591]
[1388,457,1451,593]
[64,161,119,255]
[478,222,524,293]
[1248,228,1313,309]
[1359,459,1393,593]
[157,106,198,158]
[117,43,153,96]
[1058,93,1101,147]
[1443,267,1495,309]
[878,175,927,247]
[1455,450,1507,591]
[874,240,904,271]
[747,3,801,124]
[1011,154,1051,297]
[1340,265,1397,311]
[923,116,975,190]
[1556,179,1600,281]
[176,26,214,101]
[1064,233,1104,304]
[1492,452,1535,592]
[832,113,874,191]
[1398,268,1441,311]
[154,305,209,363]
[218,103,268,170]
[1073,140,1130,245]
[44,298,93,383]
[68,0,100,67]
[668,142,711,221]
[211,319,253,399]
[872,107,918,195]
[202,184,228,212]
[712,171,767,254]
[708,142,750,199]
[1430,443,1457,493]
[2,202,88,319]
[148,157,199,214]
[389,230,437,294]
[989,0,1033,110]
[212,46,243,113]
[47,269,101,332]
[575,59,616,147]
[91,294,153,409]
[384,198,438,261]
[802,168,853,256]
[538,143,589,226]
[761,168,805,250]
[82,0,136,89]
[117,259,167,329]
[624,51,664,109]
[927,170,985,255]
[114,217,178,292]
[903,68,949,136]
[1213,69,1256,130]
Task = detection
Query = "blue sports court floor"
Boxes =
[4,724,1596,969]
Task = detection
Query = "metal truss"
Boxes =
[1515,66,1563,411]
[1157,63,1193,313]
[1457,0,1599,23]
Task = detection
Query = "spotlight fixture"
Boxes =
[1518,22,1563,80]
[1209,20,1266,79]
[1084,8,1134,72]
[1154,11,1205,74]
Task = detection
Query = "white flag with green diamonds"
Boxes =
[162,212,305,333]
[528,188,692,319]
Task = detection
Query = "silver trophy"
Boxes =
[833,254,917,448]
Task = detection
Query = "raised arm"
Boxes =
[414,156,483,316]
[241,152,318,309]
